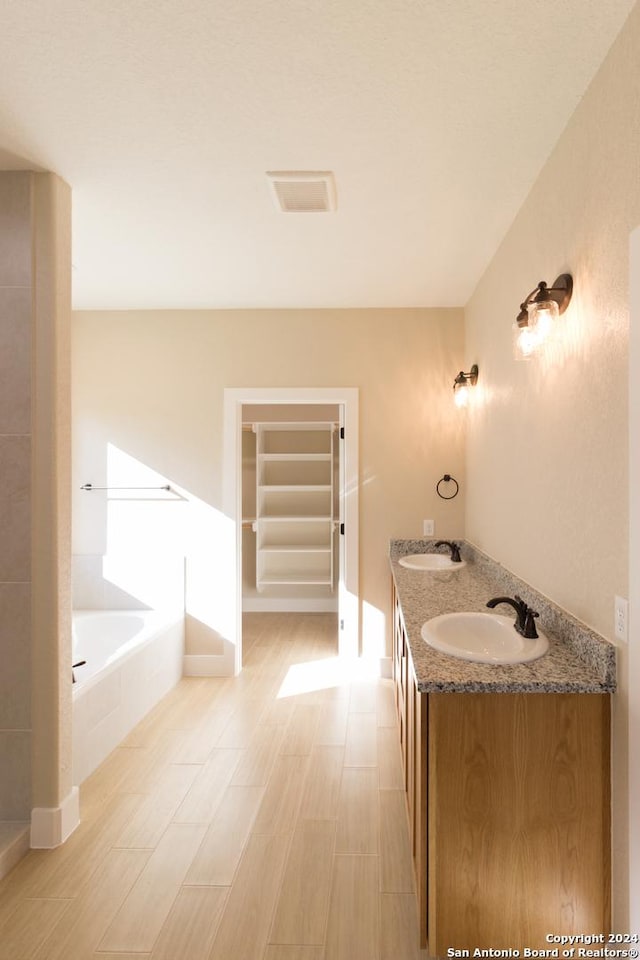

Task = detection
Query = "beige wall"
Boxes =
[72,307,465,654]
[464,1,640,927]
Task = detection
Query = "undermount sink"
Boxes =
[399,554,466,571]
[421,612,549,664]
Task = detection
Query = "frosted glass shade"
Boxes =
[513,298,559,359]
[454,382,470,407]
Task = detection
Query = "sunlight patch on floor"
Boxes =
[276,655,381,699]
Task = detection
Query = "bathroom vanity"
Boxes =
[390,540,616,955]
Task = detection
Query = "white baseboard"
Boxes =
[379,656,393,679]
[183,654,233,677]
[242,597,338,613]
[30,786,80,849]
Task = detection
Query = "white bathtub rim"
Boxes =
[72,608,184,697]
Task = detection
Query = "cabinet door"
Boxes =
[406,656,415,819]
[392,582,408,779]
[412,676,427,948]
[428,692,611,953]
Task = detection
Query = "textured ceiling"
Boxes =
[0,0,636,309]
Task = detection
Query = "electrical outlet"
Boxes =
[614,595,628,643]
[423,519,434,536]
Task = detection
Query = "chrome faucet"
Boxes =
[72,659,86,684]
[434,540,462,563]
[486,595,539,639]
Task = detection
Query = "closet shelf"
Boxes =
[259,484,331,493]
[259,545,332,554]
[247,420,337,431]
[259,453,331,462]
[258,575,333,586]
[258,515,333,523]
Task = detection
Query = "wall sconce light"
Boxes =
[513,273,573,360]
[453,364,479,408]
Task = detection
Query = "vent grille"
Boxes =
[267,171,337,213]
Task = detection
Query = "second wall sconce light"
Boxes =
[453,364,479,408]
[513,273,573,360]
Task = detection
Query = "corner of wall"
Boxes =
[30,785,80,848]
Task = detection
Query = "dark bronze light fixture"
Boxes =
[513,273,573,359]
[453,364,479,408]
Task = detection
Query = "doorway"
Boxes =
[223,387,359,674]
[241,403,340,616]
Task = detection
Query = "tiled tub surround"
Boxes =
[71,553,187,784]
[389,538,616,694]
[72,609,184,784]
[72,553,185,612]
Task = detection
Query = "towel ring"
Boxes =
[436,474,459,500]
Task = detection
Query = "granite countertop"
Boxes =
[389,539,617,694]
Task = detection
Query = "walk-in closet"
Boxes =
[241,404,340,613]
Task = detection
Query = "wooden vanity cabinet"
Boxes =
[392,581,611,955]
[391,579,428,945]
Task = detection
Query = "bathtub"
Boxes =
[72,610,184,784]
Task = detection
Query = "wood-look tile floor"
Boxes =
[0,613,428,959]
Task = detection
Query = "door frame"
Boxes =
[223,386,359,673]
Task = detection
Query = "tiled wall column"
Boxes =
[0,171,75,857]
[30,173,75,846]
[0,173,32,828]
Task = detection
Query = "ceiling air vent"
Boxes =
[267,171,337,213]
